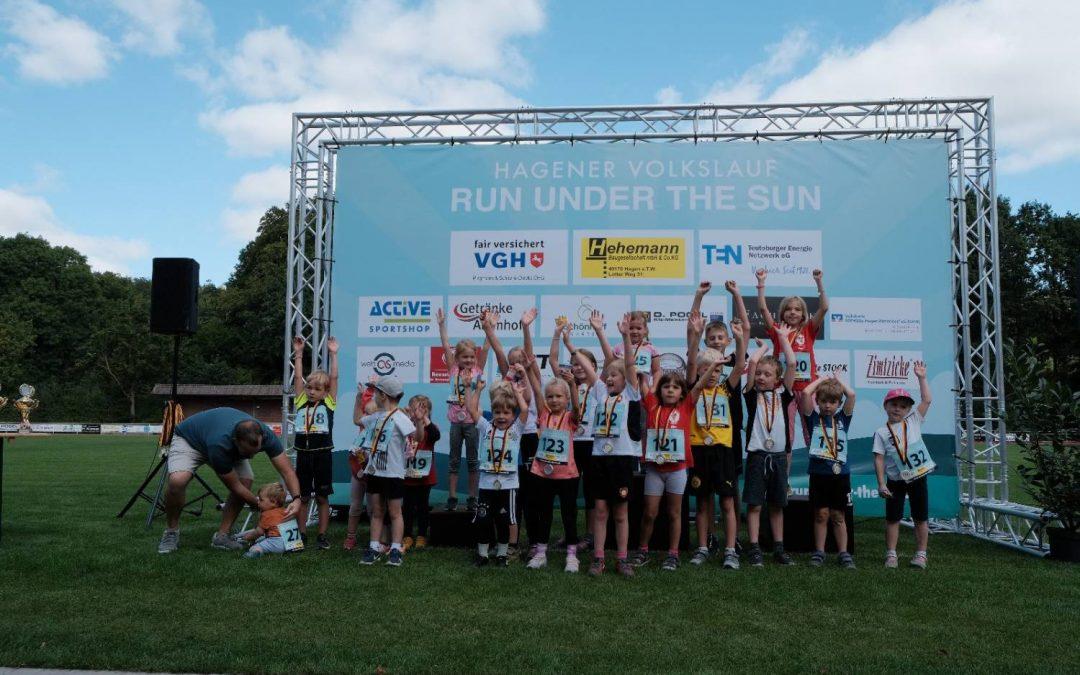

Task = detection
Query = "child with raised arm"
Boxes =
[359,375,416,567]
[800,374,857,569]
[612,310,661,389]
[755,268,828,443]
[687,280,751,378]
[685,314,748,569]
[403,395,441,551]
[343,383,376,551]
[743,325,798,566]
[464,371,529,567]
[552,315,602,554]
[291,335,339,550]
[525,330,583,572]
[436,308,488,512]
[873,361,934,569]
[242,483,291,559]
[580,312,642,579]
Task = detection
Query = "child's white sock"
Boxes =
[478,543,490,557]
[390,543,402,552]
[369,540,380,552]
[886,549,897,557]
[496,543,508,557]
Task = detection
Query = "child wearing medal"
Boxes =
[578,312,643,579]
[612,310,661,389]
[437,307,489,513]
[628,354,727,572]
[873,361,933,569]
[553,315,601,556]
[685,311,748,569]
[465,373,528,567]
[359,375,417,567]
[755,268,829,445]
[524,357,583,572]
[799,374,857,569]
[402,395,441,552]
[687,280,751,372]
[291,335,339,550]
[742,325,798,567]
[344,385,377,551]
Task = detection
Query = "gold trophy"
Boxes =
[14,384,38,433]
[0,385,7,413]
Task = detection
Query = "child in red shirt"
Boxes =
[403,395,441,551]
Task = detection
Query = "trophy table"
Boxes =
[1,384,44,545]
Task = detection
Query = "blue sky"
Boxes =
[1,0,1077,281]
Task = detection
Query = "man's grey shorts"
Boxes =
[167,435,253,480]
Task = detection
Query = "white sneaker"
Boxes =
[158,528,179,554]
[210,531,244,551]
[564,553,580,573]
[526,552,548,569]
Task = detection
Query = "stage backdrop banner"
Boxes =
[328,139,957,518]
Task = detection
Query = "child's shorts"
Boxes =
[244,535,286,558]
[809,473,851,511]
[366,475,405,501]
[743,451,789,507]
[689,445,741,498]
[644,465,687,496]
[296,449,334,497]
[589,455,635,504]
[885,476,929,522]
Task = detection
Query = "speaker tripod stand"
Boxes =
[116,334,224,526]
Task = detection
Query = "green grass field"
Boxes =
[0,436,1077,674]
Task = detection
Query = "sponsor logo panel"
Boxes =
[633,294,731,340]
[428,346,450,384]
[815,348,852,384]
[698,229,822,287]
[357,296,440,338]
[446,295,535,338]
[449,230,568,286]
[357,346,421,383]
[828,297,922,342]
[538,294,630,339]
[854,350,923,389]
[573,229,693,285]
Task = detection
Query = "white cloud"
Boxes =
[198,0,546,157]
[705,27,813,103]
[222,164,289,240]
[655,86,682,106]
[703,0,1080,173]
[0,188,148,273]
[111,0,212,57]
[0,0,115,83]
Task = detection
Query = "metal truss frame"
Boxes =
[286,99,1046,555]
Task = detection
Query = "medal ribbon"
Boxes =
[489,425,510,473]
[600,395,622,436]
[701,388,720,428]
[453,372,464,406]
[369,409,399,457]
[651,405,675,453]
[304,404,313,434]
[887,419,910,467]
[759,391,778,437]
[820,414,838,461]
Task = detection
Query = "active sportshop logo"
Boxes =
[581,236,685,280]
[358,296,439,337]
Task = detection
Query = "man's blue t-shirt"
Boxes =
[175,407,284,474]
[804,409,852,476]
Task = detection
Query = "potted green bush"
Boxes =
[1005,339,1080,561]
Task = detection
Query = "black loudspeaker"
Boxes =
[150,258,199,335]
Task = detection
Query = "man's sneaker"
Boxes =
[588,558,606,577]
[627,550,649,567]
[466,497,478,512]
[690,548,709,566]
[474,554,489,567]
[809,551,826,567]
[494,555,509,567]
[564,553,580,573]
[414,536,427,549]
[403,536,414,552]
[748,545,764,567]
[317,534,330,550]
[910,552,928,569]
[446,496,459,511]
[661,554,680,571]
[722,550,741,570]
[576,534,595,554]
[158,528,179,554]
[616,560,636,578]
[386,549,404,567]
[526,552,548,569]
[839,552,856,570]
[773,548,795,566]
[210,532,244,551]
[885,552,899,569]
[360,548,381,565]
[342,533,357,551]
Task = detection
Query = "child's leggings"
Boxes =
[402,484,432,537]
[532,477,579,546]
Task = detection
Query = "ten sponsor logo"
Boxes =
[698,230,821,287]
[358,296,439,337]
[701,244,742,265]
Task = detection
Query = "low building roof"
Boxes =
[151,384,283,397]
